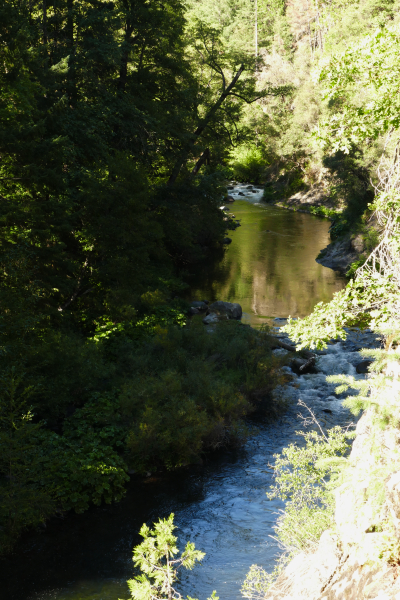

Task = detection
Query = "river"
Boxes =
[2,188,365,600]
[189,184,345,326]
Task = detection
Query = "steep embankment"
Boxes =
[265,405,400,599]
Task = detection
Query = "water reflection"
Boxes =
[189,200,345,326]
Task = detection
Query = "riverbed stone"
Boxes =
[356,360,373,374]
[209,301,242,319]
[191,301,208,310]
[202,313,220,325]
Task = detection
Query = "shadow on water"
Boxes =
[1,438,288,600]
[0,198,347,600]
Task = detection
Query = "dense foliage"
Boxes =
[0,0,293,554]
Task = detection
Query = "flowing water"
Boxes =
[2,187,378,600]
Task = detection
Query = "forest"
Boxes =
[2,0,400,590]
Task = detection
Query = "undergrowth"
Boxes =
[0,318,289,553]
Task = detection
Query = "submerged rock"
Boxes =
[356,359,373,373]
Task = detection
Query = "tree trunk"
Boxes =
[66,0,76,106]
[118,21,135,93]
[191,148,210,177]
[167,64,245,186]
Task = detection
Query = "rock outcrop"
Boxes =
[316,233,365,274]
[266,404,400,599]
[208,301,242,319]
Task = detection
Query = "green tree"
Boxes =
[126,513,215,600]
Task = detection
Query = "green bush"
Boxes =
[0,318,289,552]
[119,319,288,473]
[242,425,351,598]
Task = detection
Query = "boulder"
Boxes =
[188,307,199,315]
[226,196,235,202]
[190,301,208,311]
[238,192,245,196]
[265,531,341,600]
[290,356,316,375]
[209,301,242,319]
[356,360,373,374]
[223,237,232,244]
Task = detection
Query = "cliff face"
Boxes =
[266,368,400,600]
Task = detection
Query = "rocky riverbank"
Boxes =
[265,409,400,600]
[225,181,368,274]
[263,324,400,600]
[261,183,371,275]
[189,298,394,599]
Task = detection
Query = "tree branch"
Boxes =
[168,64,245,185]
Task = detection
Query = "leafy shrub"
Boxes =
[242,425,351,598]
[125,513,217,600]
[0,318,289,552]
[267,426,351,551]
[119,319,288,473]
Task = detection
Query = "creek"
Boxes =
[2,187,375,600]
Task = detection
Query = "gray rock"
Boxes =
[265,531,341,600]
[191,301,208,310]
[226,196,235,202]
[202,313,220,325]
[188,307,199,315]
[223,237,232,244]
[316,231,367,274]
[209,301,242,319]
[290,356,317,374]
